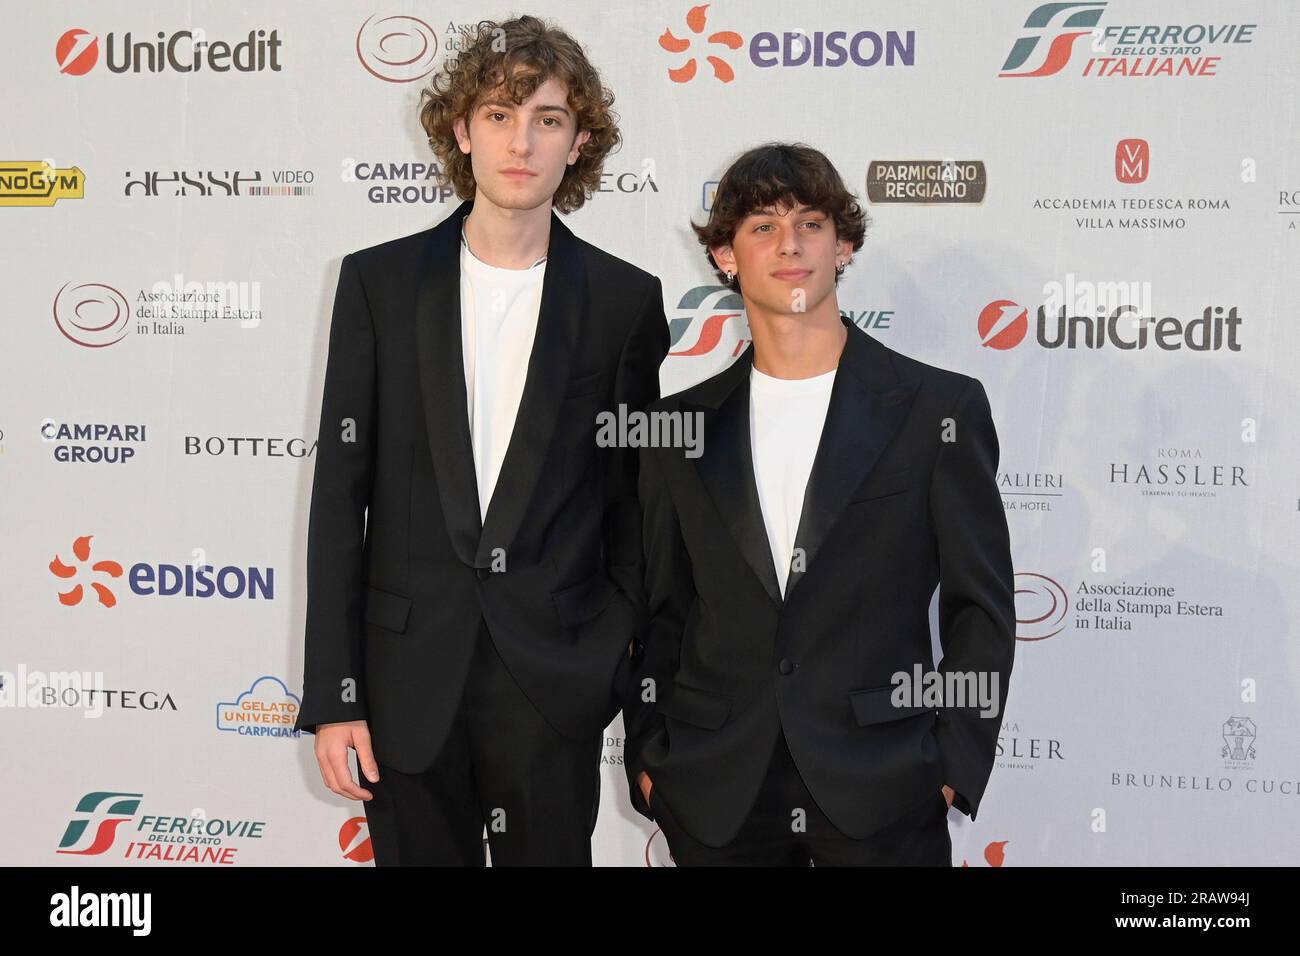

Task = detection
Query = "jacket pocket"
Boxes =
[364,585,412,634]
[848,466,912,503]
[659,681,732,730]
[551,571,616,628]
[563,369,604,399]
[847,684,935,725]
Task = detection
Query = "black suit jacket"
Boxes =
[622,318,1015,846]
[294,199,669,773]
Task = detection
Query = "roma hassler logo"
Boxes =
[0,161,84,206]
[57,792,266,864]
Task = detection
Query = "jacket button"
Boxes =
[778,658,795,675]
[476,567,491,581]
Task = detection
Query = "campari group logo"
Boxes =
[657,3,915,84]
[999,2,1257,79]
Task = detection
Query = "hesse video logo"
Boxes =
[56,27,282,75]
[50,534,275,607]
[999,2,1256,79]
[658,3,914,84]
[977,300,1242,352]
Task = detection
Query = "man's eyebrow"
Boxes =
[750,205,822,216]
[479,100,573,117]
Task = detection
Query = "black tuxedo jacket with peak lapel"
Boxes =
[622,318,1015,846]
[294,199,669,772]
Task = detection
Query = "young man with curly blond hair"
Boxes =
[295,16,668,865]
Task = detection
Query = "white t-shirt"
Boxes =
[749,365,837,597]
[459,234,547,521]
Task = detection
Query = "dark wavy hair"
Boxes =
[419,15,621,214]
[692,143,869,291]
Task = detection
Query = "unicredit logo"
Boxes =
[979,300,1242,352]
[56,27,282,75]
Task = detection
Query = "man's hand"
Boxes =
[941,784,955,809]
[315,720,380,801]
[637,771,653,805]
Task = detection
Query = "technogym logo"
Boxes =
[55,27,283,75]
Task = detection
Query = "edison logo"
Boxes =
[998,2,1105,77]
[659,4,743,83]
[977,300,1029,350]
[56,29,99,74]
[50,535,124,608]
[56,792,143,855]
[0,161,85,206]
[1115,138,1149,183]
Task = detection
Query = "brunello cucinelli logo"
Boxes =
[41,419,148,465]
[998,469,1066,513]
[657,3,916,85]
[996,720,1064,771]
[998,2,1258,80]
[1107,446,1249,499]
[54,277,263,348]
[1110,716,1293,801]
[55,27,283,76]
[56,791,268,864]
[49,534,275,608]
[1031,139,1230,232]
[865,160,987,204]
[183,435,316,458]
[216,676,300,739]
[0,160,84,206]
[124,168,313,198]
[0,665,176,717]
[340,159,455,205]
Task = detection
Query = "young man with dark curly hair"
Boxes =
[622,143,1015,865]
[294,15,668,865]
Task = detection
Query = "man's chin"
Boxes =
[476,181,552,212]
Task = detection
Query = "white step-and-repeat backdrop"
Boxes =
[5,1,1299,866]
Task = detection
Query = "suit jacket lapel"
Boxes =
[474,210,583,566]
[692,347,784,608]
[783,321,919,601]
[414,199,481,567]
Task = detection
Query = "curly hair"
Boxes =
[692,143,870,291]
[419,16,621,214]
